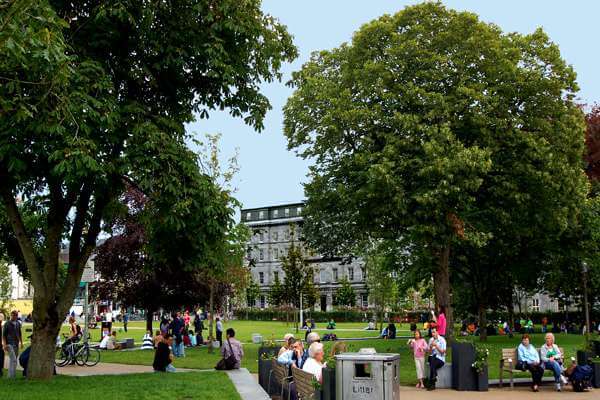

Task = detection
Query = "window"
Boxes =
[284,229,289,240]
[361,267,366,280]
[259,210,265,219]
[259,249,264,261]
[333,268,338,282]
[297,207,302,215]
[260,296,266,309]
[348,267,354,281]
[246,212,252,220]
[285,208,290,217]
[273,209,279,217]
[362,294,368,308]
[272,231,278,241]
[259,232,264,242]
[259,272,264,284]
[319,270,327,283]
[532,298,540,312]
[274,271,279,282]
[273,248,279,259]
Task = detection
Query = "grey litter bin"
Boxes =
[335,352,400,400]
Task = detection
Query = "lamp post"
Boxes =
[582,262,591,337]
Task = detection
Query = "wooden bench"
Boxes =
[500,347,565,388]
[292,367,317,400]
[269,360,292,400]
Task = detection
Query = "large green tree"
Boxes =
[283,2,588,341]
[0,0,295,378]
[334,277,357,308]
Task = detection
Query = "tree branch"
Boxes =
[0,170,45,291]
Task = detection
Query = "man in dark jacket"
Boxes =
[193,313,204,346]
[153,334,176,372]
[2,310,23,378]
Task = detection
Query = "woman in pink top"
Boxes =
[436,305,447,337]
[408,329,428,388]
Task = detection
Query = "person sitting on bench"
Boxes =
[540,333,567,391]
[517,334,544,392]
[426,327,446,390]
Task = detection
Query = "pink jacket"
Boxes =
[437,313,447,336]
[410,338,428,358]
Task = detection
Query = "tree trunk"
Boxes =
[433,244,453,341]
[28,294,62,379]
[146,309,154,332]
[507,300,515,336]
[208,283,214,354]
[478,303,488,342]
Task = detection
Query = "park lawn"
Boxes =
[0,371,240,400]
[99,332,590,386]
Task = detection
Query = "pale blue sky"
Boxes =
[186,0,600,210]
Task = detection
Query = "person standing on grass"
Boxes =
[436,305,447,337]
[2,310,23,378]
[221,328,243,369]
[408,329,428,389]
[216,317,223,347]
[517,334,544,392]
[426,327,446,391]
[170,311,185,357]
[123,311,129,332]
[194,313,204,346]
[153,333,176,372]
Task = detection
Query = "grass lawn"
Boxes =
[0,371,240,400]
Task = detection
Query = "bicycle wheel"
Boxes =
[55,347,69,367]
[75,346,88,366]
[84,347,100,367]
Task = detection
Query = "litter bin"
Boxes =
[335,350,399,400]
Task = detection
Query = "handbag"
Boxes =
[215,339,237,370]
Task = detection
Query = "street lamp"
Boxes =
[582,262,591,337]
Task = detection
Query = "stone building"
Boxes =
[242,202,368,311]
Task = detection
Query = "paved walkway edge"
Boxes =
[226,368,270,400]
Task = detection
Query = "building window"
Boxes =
[272,231,278,241]
[284,229,289,240]
[285,208,290,217]
[274,271,279,282]
[348,267,354,281]
[246,212,252,220]
[259,249,264,261]
[273,209,279,217]
[273,248,279,259]
[260,296,266,309]
[361,267,366,280]
[319,270,327,283]
[297,207,302,215]
[259,232,264,242]
[333,268,338,282]
[259,272,264,284]
[361,294,368,308]
[532,298,540,312]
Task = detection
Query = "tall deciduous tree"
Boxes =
[0,0,296,378]
[283,2,587,340]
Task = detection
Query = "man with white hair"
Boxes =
[306,331,320,345]
[303,342,326,383]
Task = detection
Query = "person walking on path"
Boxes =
[2,310,23,378]
[216,317,223,347]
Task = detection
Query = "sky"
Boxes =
[185,0,600,210]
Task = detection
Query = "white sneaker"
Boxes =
[556,383,561,392]
[560,375,568,385]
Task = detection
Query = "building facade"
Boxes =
[242,202,368,311]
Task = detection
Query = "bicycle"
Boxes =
[55,333,101,367]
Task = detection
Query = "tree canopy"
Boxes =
[284,2,588,340]
[0,0,296,378]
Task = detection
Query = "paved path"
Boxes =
[227,368,270,400]
[400,386,597,399]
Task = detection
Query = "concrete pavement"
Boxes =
[400,386,596,399]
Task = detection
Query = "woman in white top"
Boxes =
[302,342,326,383]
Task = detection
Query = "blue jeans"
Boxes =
[544,360,562,383]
